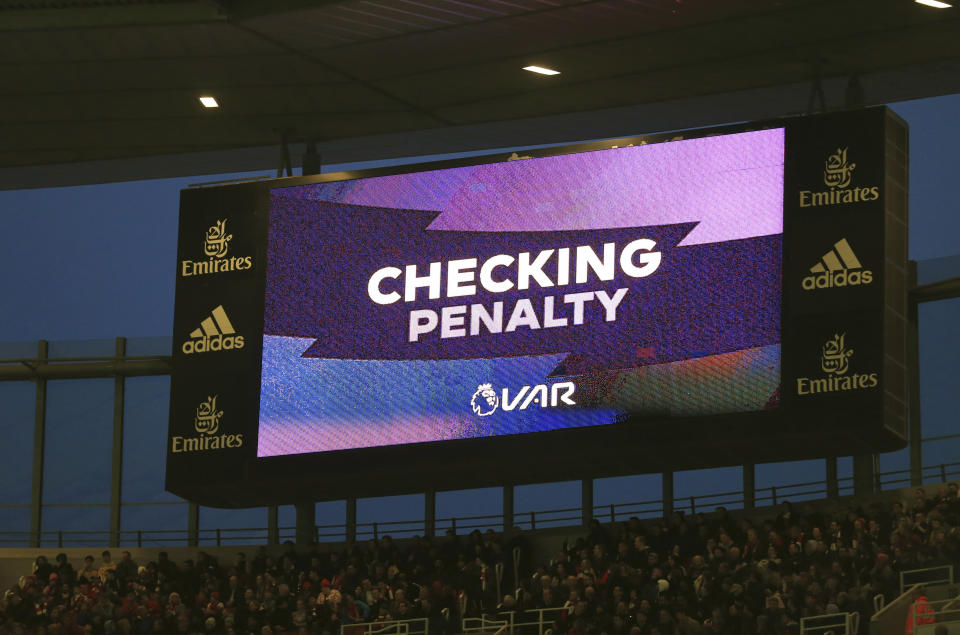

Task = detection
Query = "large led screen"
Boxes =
[258,128,785,457]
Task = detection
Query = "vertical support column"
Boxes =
[826,457,839,498]
[424,490,436,538]
[743,464,755,510]
[345,497,357,544]
[30,340,48,548]
[503,485,514,533]
[908,261,922,487]
[581,478,594,526]
[110,337,126,547]
[853,454,874,496]
[661,471,674,519]
[295,503,313,546]
[267,505,279,545]
[187,502,199,547]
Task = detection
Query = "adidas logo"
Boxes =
[181,305,245,354]
[801,238,873,291]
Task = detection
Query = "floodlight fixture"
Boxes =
[523,65,561,76]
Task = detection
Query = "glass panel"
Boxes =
[894,95,960,262]
[43,379,113,505]
[514,481,579,529]
[357,494,424,539]
[0,340,39,359]
[921,438,960,484]
[0,382,35,505]
[916,254,960,286]
[755,459,826,505]
[278,505,296,543]
[122,376,178,503]
[199,507,268,545]
[436,487,501,534]
[41,505,109,547]
[48,338,117,359]
[125,336,173,357]
[0,507,30,547]
[595,473,662,520]
[315,500,346,542]
[120,503,189,547]
[838,457,854,495]
[919,298,960,440]
[877,448,910,490]
[674,466,743,512]
[0,180,183,342]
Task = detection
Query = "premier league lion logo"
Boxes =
[470,383,499,417]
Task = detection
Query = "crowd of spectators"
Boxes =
[3,484,960,635]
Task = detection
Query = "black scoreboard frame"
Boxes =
[167,107,908,508]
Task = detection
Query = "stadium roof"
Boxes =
[2,0,960,187]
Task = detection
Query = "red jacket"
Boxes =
[906,595,936,635]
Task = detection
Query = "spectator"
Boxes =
[116,552,138,589]
[32,557,53,584]
[53,554,75,586]
[78,555,99,583]
[98,552,117,584]
[5,485,960,635]
[906,586,936,635]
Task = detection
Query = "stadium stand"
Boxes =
[3,484,960,635]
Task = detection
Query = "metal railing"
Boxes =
[874,591,960,635]
[915,600,960,635]
[869,572,960,635]
[901,565,954,596]
[871,583,921,635]
[2,461,959,548]
[462,614,512,634]
[0,352,171,380]
[800,611,860,635]
[341,618,427,635]
[878,462,960,491]
[462,607,567,635]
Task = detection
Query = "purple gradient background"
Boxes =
[258,129,784,457]
[278,129,783,241]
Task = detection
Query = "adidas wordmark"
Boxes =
[182,305,245,354]
[802,238,873,291]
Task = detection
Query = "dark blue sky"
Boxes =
[1,95,958,533]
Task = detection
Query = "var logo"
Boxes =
[470,381,576,416]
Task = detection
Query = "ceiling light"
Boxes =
[523,65,560,76]
[915,0,952,7]
[199,96,219,108]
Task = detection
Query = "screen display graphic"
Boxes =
[258,129,784,457]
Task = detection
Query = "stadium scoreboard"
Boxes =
[167,107,908,507]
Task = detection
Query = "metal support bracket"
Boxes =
[807,58,827,115]
[276,129,294,178]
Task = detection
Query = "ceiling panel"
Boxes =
[0,0,958,169]
[0,55,349,95]
[0,22,275,63]
[0,0,192,7]
[0,83,414,127]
